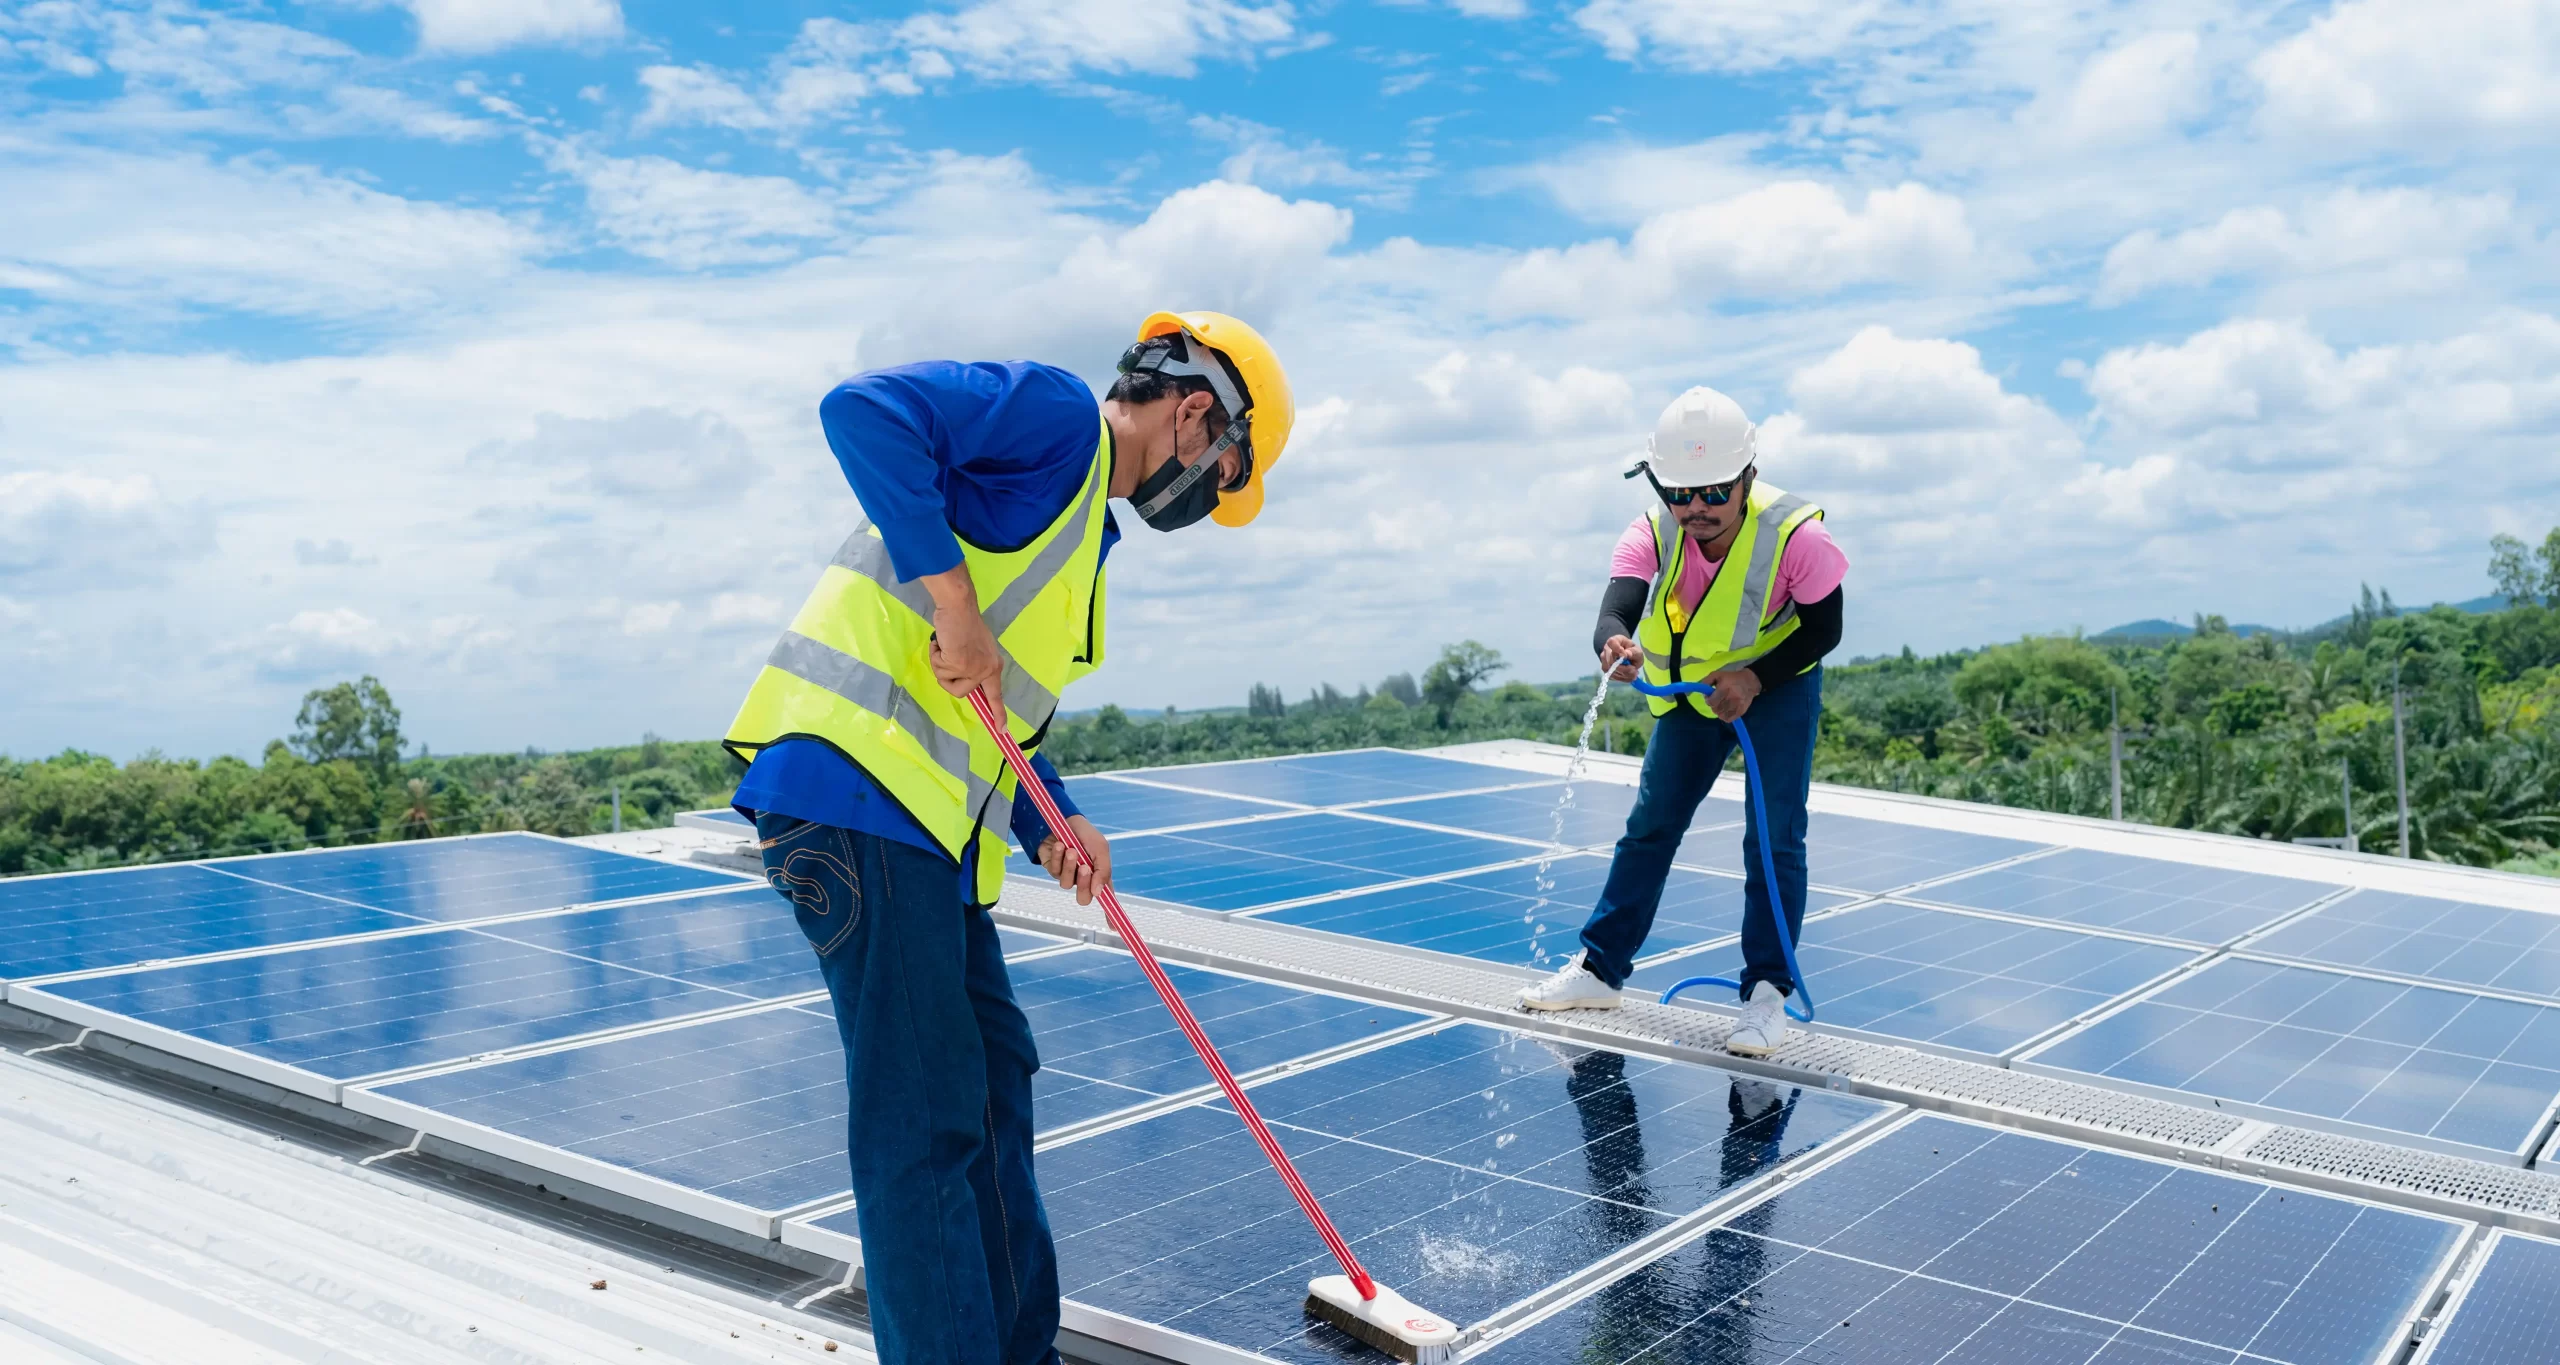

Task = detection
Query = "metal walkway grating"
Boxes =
[992,875,2560,1238]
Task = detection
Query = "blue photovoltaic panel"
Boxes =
[1628,902,2203,1057]
[2423,1232,2560,1365]
[36,928,739,1080]
[814,1024,1882,1362]
[1360,781,1745,849]
[1008,948,1429,1131]
[216,833,746,921]
[1678,811,2051,894]
[1481,1113,2460,1365]
[364,934,1142,1214]
[483,888,822,999]
[0,863,415,982]
[1054,776,1290,834]
[1262,854,1853,970]
[1120,749,1533,805]
[2249,889,2560,1001]
[681,807,751,827]
[1920,846,2335,944]
[1107,813,1525,912]
[2028,958,2560,1158]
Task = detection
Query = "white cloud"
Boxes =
[895,0,1297,81]
[1572,0,1904,72]
[1190,115,1425,206]
[2034,30,2207,147]
[2096,188,2520,305]
[635,65,776,133]
[620,600,681,636]
[556,150,844,267]
[399,0,622,54]
[709,593,786,628]
[0,471,214,589]
[1785,327,2029,434]
[232,608,405,683]
[1493,180,1975,316]
[2253,0,2560,140]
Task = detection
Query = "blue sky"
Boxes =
[3,0,2556,760]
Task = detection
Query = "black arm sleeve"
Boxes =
[1593,576,1648,658]
[1748,586,1844,688]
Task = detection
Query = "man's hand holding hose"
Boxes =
[1600,635,1641,683]
[923,564,1113,904]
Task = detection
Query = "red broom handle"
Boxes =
[965,688,1377,1302]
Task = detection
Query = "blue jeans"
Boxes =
[1578,667,1821,999]
[756,815,1060,1365]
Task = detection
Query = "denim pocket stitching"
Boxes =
[766,827,860,958]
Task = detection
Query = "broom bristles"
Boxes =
[1304,1276,1459,1363]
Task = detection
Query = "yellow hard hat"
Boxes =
[1136,310,1293,528]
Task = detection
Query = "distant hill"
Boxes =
[2092,619,2281,642]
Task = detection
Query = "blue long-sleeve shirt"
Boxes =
[732,360,1117,871]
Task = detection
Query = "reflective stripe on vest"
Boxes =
[1635,482,1824,718]
[724,419,1110,902]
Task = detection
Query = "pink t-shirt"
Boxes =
[1610,512,1848,622]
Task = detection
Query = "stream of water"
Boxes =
[1522,670,1616,967]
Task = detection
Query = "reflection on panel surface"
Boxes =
[1482,1114,2460,1364]
[1119,749,1534,805]
[40,928,734,1078]
[2249,889,2560,1001]
[1051,775,1291,834]
[971,1025,1882,1363]
[1921,846,2335,944]
[2028,959,2560,1158]
[1630,902,2202,1057]
[0,863,413,981]
[222,832,746,920]
[1107,813,1527,912]
[2422,1232,2560,1365]
[1264,855,1851,970]
[483,889,822,998]
[1675,811,2050,894]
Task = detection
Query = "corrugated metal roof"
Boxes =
[0,1018,877,1365]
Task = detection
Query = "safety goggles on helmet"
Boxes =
[1629,461,1749,508]
[1118,335,1255,520]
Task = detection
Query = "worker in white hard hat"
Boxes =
[722,313,1293,1365]
[1517,386,1848,1059]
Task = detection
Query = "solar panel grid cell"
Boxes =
[2247,890,2560,1002]
[1051,775,1297,835]
[1481,1114,2461,1364]
[1630,902,2206,1057]
[2027,958,2560,1158]
[1114,749,1541,805]
[0,863,416,983]
[1106,813,1529,912]
[215,833,746,921]
[2418,1232,2560,1365]
[1921,847,2339,945]
[1675,812,2053,894]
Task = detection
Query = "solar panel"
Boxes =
[2418,1231,2560,1365]
[30,926,737,1085]
[480,888,823,999]
[809,1023,1884,1362]
[1119,748,1535,805]
[1629,902,2204,1058]
[2024,958,2560,1159]
[2247,889,2560,1001]
[1259,854,1854,970]
[1054,775,1292,834]
[1480,1113,2462,1364]
[1355,781,1744,849]
[1920,846,2336,944]
[1106,813,1527,912]
[216,832,745,920]
[1678,811,2052,894]
[0,863,414,984]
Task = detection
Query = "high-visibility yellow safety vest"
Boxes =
[723,420,1112,905]
[1637,480,1824,719]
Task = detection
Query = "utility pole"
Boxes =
[2109,687,2124,822]
[612,783,624,834]
[2392,663,2410,858]
[2341,756,2357,854]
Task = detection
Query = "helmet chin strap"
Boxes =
[1121,335,1252,520]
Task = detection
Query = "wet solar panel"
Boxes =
[1676,811,2051,894]
[1051,774,1295,834]
[2247,889,2560,1001]
[1116,748,1535,805]
[1630,901,2204,1058]
[1105,813,1527,911]
[1920,847,2337,944]
[1479,1114,2462,1364]
[2419,1231,2560,1365]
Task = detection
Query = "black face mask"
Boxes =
[1130,447,1222,531]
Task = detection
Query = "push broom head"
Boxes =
[1304,1275,1460,1363]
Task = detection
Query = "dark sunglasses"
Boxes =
[1632,463,1748,507]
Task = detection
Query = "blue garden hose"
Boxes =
[1618,673,1817,1023]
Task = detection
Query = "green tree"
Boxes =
[2489,527,2560,607]
[289,676,405,771]
[1950,636,2126,739]
[1246,683,1287,718]
[1420,641,1507,726]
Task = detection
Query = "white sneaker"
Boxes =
[1517,951,1622,1012]
[1725,981,1791,1057]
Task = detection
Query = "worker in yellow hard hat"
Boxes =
[721,312,1291,1365]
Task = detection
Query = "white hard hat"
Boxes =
[1642,386,1757,487]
